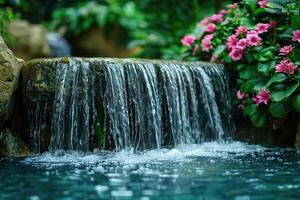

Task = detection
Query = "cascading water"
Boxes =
[25,58,234,153]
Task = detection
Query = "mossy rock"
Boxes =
[0,128,30,156]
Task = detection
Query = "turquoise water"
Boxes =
[1,142,300,200]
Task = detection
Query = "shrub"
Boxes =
[0,0,14,42]
[181,0,300,128]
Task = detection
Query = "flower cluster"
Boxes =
[180,0,300,128]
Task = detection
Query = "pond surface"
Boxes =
[1,142,300,200]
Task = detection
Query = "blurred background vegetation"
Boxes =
[0,0,232,59]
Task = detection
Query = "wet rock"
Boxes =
[8,20,51,60]
[0,128,30,156]
[0,36,24,129]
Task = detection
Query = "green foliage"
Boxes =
[0,1,14,42]
[180,0,300,128]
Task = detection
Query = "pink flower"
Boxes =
[204,34,214,40]
[205,23,217,33]
[199,17,209,26]
[227,3,238,9]
[210,14,223,23]
[226,34,238,50]
[253,88,270,106]
[192,45,199,56]
[238,104,245,110]
[292,30,300,43]
[235,26,247,35]
[236,90,248,100]
[201,39,211,52]
[210,55,217,62]
[279,45,294,56]
[219,9,229,15]
[255,23,270,34]
[181,35,196,46]
[229,47,244,61]
[237,39,248,49]
[258,0,269,8]
[275,59,297,74]
[201,34,214,52]
[269,20,277,28]
[246,31,261,46]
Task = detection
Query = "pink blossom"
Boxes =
[181,35,196,46]
[205,23,217,33]
[235,26,247,35]
[229,47,244,61]
[219,9,229,15]
[201,39,211,52]
[226,34,238,50]
[192,45,199,56]
[238,104,245,110]
[253,88,270,106]
[204,34,214,40]
[246,31,261,46]
[269,20,277,28]
[279,45,294,56]
[258,0,269,8]
[210,55,217,62]
[201,34,214,52]
[236,90,248,100]
[255,23,270,34]
[199,17,209,26]
[227,3,238,9]
[292,30,300,43]
[275,59,297,74]
[237,39,248,49]
[210,14,223,23]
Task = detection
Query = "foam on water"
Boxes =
[23,141,266,166]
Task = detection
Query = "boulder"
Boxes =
[0,128,30,156]
[7,20,51,60]
[0,36,24,129]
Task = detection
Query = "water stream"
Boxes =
[27,58,234,152]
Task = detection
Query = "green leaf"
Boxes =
[237,79,244,87]
[268,2,285,10]
[269,101,292,118]
[241,77,266,93]
[213,45,226,57]
[296,72,300,80]
[257,61,275,75]
[270,82,299,101]
[239,67,258,80]
[237,64,247,71]
[245,104,268,128]
[240,17,256,29]
[292,49,300,61]
[265,8,280,14]
[279,28,293,39]
[266,73,287,87]
[291,14,300,29]
[253,80,267,93]
[245,53,255,63]
[292,94,300,112]
[255,47,275,62]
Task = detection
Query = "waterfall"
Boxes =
[26,58,234,153]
